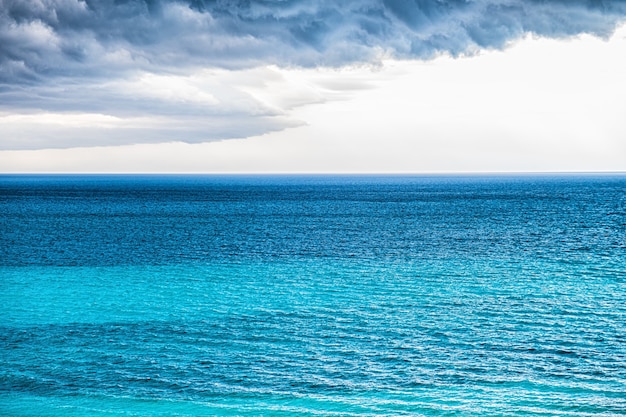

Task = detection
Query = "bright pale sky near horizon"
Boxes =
[1,0,625,173]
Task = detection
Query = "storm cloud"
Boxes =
[1,0,626,149]
[3,0,626,82]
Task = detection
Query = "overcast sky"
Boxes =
[1,0,625,173]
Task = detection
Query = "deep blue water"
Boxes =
[1,174,625,416]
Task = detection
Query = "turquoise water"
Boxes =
[1,175,625,416]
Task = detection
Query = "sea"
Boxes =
[1,174,625,416]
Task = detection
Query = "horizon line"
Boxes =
[1,171,625,176]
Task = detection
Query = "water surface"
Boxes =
[1,174,625,416]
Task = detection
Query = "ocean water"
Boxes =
[1,174,625,416]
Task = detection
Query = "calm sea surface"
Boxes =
[1,174,625,416]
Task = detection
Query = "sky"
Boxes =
[1,0,625,173]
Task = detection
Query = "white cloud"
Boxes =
[1,24,625,172]
[128,73,220,106]
[0,64,385,149]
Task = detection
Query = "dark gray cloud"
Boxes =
[2,0,626,83]
[1,0,626,149]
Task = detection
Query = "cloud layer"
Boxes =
[1,0,626,149]
[3,0,626,82]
